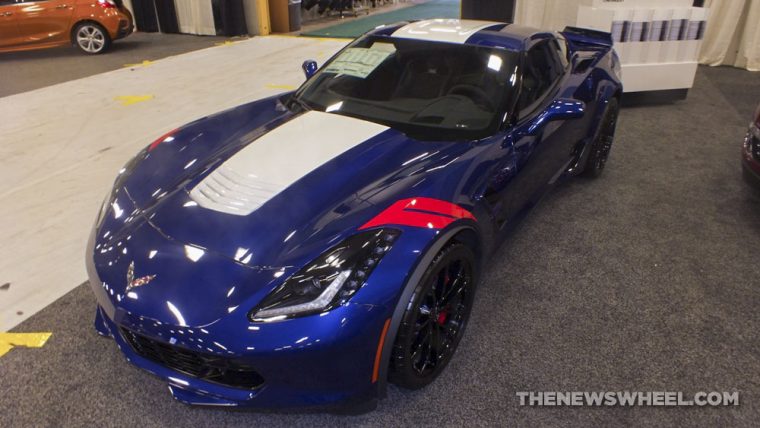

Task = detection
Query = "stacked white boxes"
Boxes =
[575,0,709,94]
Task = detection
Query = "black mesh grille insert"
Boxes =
[120,328,264,389]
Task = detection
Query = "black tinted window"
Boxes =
[517,40,565,115]
[293,35,520,141]
[553,37,569,68]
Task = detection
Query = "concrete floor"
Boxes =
[0,32,228,97]
[0,35,348,332]
[2,32,760,426]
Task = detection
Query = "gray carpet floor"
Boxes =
[2,66,760,427]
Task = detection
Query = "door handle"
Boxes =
[1,12,12,16]
[56,4,69,9]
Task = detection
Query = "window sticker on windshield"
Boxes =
[371,42,396,52]
[323,47,393,79]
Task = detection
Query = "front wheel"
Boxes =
[582,98,620,178]
[389,242,478,390]
[74,22,111,55]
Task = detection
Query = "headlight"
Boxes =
[250,228,400,321]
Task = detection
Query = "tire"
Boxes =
[582,98,620,178]
[389,241,478,390]
[73,22,111,55]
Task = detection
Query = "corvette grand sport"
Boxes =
[86,19,622,411]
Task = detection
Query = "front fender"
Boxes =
[354,221,482,396]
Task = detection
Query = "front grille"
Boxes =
[120,328,264,389]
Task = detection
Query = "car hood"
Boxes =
[90,219,288,328]
[142,120,470,269]
[103,97,477,272]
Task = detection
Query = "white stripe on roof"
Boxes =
[391,19,503,44]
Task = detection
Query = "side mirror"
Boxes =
[527,99,585,135]
[302,60,318,80]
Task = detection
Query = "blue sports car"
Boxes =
[87,19,622,412]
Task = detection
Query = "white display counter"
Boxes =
[575,0,709,99]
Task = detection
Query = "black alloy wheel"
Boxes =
[389,242,477,389]
[583,98,620,178]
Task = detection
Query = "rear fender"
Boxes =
[567,82,621,174]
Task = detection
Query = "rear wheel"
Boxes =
[582,98,620,178]
[74,22,111,55]
[389,242,477,389]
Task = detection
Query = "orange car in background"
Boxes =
[0,0,133,54]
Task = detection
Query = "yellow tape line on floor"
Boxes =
[114,95,154,106]
[123,60,155,68]
[0,332,52,357]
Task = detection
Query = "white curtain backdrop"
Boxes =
[700,0,760,71]
[514,0,583,31]
[173,0,217,36]
[514,0,760,71]
[122,0,134,15]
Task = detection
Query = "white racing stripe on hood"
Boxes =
[189,111,388,216]
[391,19,502,44]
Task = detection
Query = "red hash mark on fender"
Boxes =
[359,197,475,230]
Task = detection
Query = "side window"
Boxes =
[517,40,566,117]
[0,0,17,5]
[553,37,570,69]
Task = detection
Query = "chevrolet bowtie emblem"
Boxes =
[126,261,156,292]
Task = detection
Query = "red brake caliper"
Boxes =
[437,310,448,326]
[437,272,450,326]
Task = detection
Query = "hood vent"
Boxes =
[190,165,282,216]
[189,111,388,216]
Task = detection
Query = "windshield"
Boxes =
[292,35,520,141]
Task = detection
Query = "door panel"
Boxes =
[0,1,22,47]
[16,0,74,44]
[483,135,518,227]
[501,102,588,226]
[493,40,583,227]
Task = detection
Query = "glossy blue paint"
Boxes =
[302,60,318,79]
[527,99,586,135]
[86,21,622,411]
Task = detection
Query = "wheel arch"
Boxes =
[375,222,482,397]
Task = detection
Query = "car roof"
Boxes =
[367,19,554,52]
